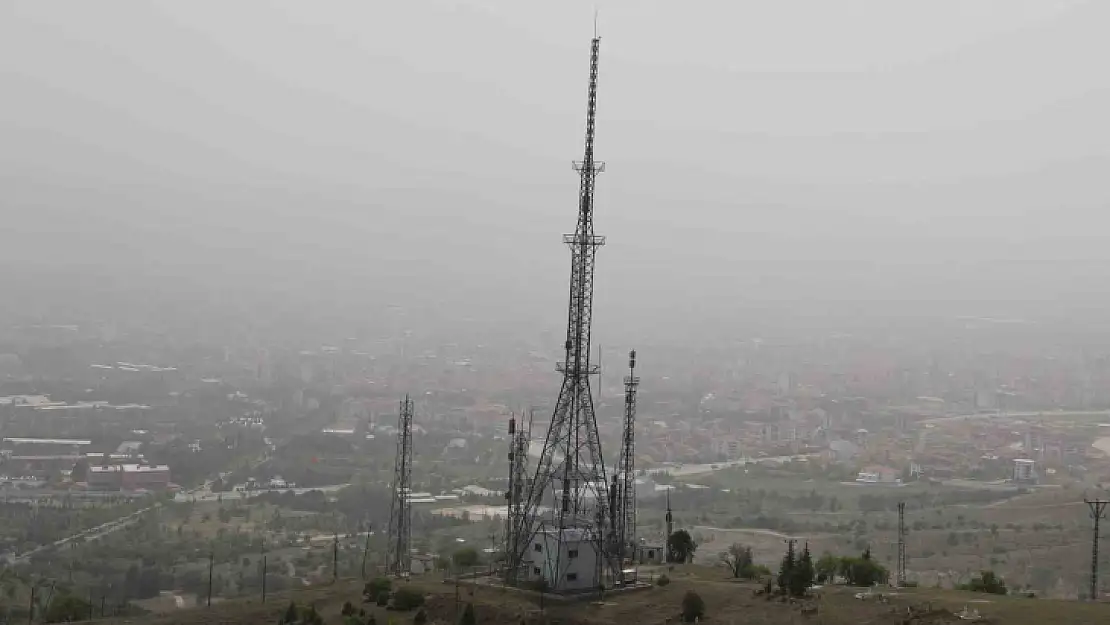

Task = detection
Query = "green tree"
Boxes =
[282,601,298,625]
[363,577,392,602]
[681,590,706,623]
[777,541,796,593]
[961,570,1007,595]
[790,543,815,597]
[815,551,838,584]
[722,543,754,578]
[43,594,92,623]
[453,547,480,568]
[392,587,425,611]
[459,602,476,625]
[668,529,697,563]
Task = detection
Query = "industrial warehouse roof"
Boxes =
[3,437,92,446]
[90,464,169,473]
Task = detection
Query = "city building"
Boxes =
[87,463,171,491]
[1012,458,1037,483]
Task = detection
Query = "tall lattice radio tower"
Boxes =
[386,396,413,577]
[512,36,616,592]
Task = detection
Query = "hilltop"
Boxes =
[95,566,1110,625]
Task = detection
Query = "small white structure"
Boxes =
[1013,458,1037,483]
[637,543,665,565]
[522,528,599,593]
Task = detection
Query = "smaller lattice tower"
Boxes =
[504,410,532,582]
[664,489,673,563]
[386,396,414,577]
[614,350,639,569]
[896,501,907,586]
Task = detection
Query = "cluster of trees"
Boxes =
[361,578,425,612]
[960,570,1008,595]
[815,548,889,587]
[720,544,771,580]
[777,542,815,597]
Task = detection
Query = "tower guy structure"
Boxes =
[613,350,639,572]
[386,396,414,577]
[511,36,616,593]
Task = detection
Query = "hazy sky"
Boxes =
[4,1,1110,339]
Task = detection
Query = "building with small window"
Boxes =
[521,528,600,593]
[87,463,171,491]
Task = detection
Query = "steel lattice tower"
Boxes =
[386,396,413,577]
[1086,497,1108,601]
[614,350,639,572]
[896,501,907,586]
[504,411,531,582]
[514,36,615,591]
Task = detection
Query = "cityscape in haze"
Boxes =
[4,1,1110,624]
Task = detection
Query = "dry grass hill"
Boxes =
[92,565,1110,625]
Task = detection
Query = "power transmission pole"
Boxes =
[897,501,907,587]
[1086,497,1109,601]
[206,550,214,608]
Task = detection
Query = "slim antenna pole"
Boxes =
[361,522,373,579]
[333,531,340,582]
[207,549,214,607]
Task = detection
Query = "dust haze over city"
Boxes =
[4,1,1110,624]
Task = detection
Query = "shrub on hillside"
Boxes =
[392,587,425,611]
[681,590,705,623]
[364,577,392,603]
[459,603,476,625]
[960,570,1007,595]
[657,574,671,587]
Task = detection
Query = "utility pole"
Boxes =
[333,531,340,582]
[488,532,496,579]
[1086,497,1109,601]
[261,541,268,604]
[207,549,214,607]
[361,523,373,580]
[897,501,907,587]
[28,584,35,625]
